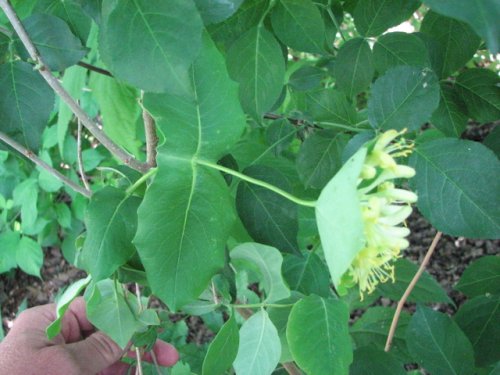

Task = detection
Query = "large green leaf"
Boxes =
[350,307,412,363]
[0,231,20,274]
[12,178,38,231]
[282,252,332,297]
[372,32,430,75]
[89,73,141,157]
[377,258,452,304]
[406,306,475,375]
[333,38,374,98]
[17,14,87,71]
[231,243,290,303]
[202,313,239,375]
[455,256,500,297]
[35,0,92,42]
[455,69,500,124]
[86,279,143,349]
[410,138,500,238]
[350,346,406,375]
[287,296,352,375]
[271,0,326,54]
[135,34,245,310]
[430,85,467,137]
[423,0,500,54]
[16,236,43,278]
[81,187,141,281]
[484,126,500,158]
[420,11,481,78]
[353,0,420,37]
[316,147,366,286]
[368,66,440,131]
[233,310,281,375]
[0,61,54,151]
[455,294,500,367]
[194,0,244,25]
[296,130,349,190]
[288,66,325,91]
[226,25,285,119]
[100,0,203,94]
[236,165,300,254]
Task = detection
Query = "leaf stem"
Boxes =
[0,0,149,173]
[0,130,92,198]
[125,167,157,196]
[384,231,443,352]
[140,91,158,168]
[77,118,91,191]
[0,24,12,37]
[197,159,317,208]
[77,61,113,77]
[233,302,295,309]
[316,121,366,132]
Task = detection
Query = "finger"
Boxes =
[146,340,179,367]
[61,297,95,343]
[65,331,125,374]
[98,361,131,375]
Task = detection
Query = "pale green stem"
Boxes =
[317,121,366,132]
[196,159,317,208]
[125,167,158,196]
[233,303,295,309]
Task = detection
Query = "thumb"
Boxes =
[65,331,125,374]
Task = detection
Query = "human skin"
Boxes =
[0,298,178,374]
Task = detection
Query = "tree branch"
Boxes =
[77,61,113,77]
[76,119,90,191]
[0,131,92,198]
[0,0,149,173]
[142,105,158,168]
[384,231,443,352]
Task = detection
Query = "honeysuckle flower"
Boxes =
[341,129,417,299]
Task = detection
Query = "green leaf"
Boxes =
[202,313,239,375]
[194,0,244,25]
[410,138,500,238]
[288,66,325,91]
[12,178,38,230]
[377,258,452,304]
[0,61,54,151]
[55,202,72,229]
[353,0,420,37]
[302,88,358,125]
[484,126,500,158]
[135,33,244,310]
[455,256,500,297]
[81,187,141,281]
[316,147,366,287]
[35,0,92,42]
[0,231,20,274]
[431,85,468,137]
[16,236,43,278]
[143,33,246,161]
[271,0,326,54]
[236,165,300,254]
[86,279,143,349]
[287,296,352,375]
[420,11,481,78]
[226,25,285,119]
[406,306,475,375]
[333,38,374,98]
[372,32,430,75]
[423,0,500,54]
[455,68,500,124]
[265,119,296,156]
[89,73,141,157]
[231,243,290,303]
[100,0,203,94]
[46,275,91,339]
[350,306,412,363]
[368,66,440,131]
[350,346,406,375]
[17,14,87,71]
[233,310,281,375]
[455,294,500,367]
[296,130,349,190]
[282,252,332,297]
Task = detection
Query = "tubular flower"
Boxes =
[341,130,417,299]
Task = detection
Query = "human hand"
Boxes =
[0,298,178,375]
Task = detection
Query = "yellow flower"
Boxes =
[341,130,417,299]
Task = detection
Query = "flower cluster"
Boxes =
[341,130,417,298]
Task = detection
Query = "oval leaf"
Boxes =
[16,236,43,278]
[431,85,468,137]
[455,256,500,297]
[202,313,239,375]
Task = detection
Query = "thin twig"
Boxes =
[150,350,163,375]
[211,281,220,305]
[77,118,91,191]
[77,61,113,77]
[0,131,91,197]
[135,347,143,375]
[141,104,157,168]
[0,24,12,37]
[283,362,303,375]
[384,231,443,352]
[0,0,149,173]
